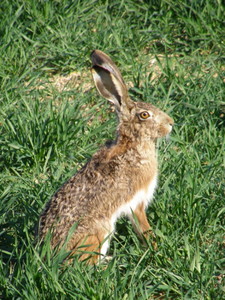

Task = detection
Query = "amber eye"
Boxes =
[139,111,150,120]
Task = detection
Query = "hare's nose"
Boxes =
[169,118,174,126]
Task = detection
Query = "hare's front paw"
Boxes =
[143,229,157,250]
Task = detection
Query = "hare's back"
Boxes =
[40,157,122,229]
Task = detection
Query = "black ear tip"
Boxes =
[91,49,103,59]
[90,50,96,63]
[91,50,107,67]
[90,49,97,57]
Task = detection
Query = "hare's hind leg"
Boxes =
[70,230,109,264]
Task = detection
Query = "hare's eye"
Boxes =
[139,111,151,120]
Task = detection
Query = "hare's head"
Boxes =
[91,50,173,142]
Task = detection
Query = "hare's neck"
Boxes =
[116,135,157,162]
[104,134,157,164]
[135,139,157,163]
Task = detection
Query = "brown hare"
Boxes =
[38,50,174,264]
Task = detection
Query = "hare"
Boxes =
[38,50,174,264]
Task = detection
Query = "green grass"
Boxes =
[0,0,224,299]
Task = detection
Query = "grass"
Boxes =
[0,0,224,299]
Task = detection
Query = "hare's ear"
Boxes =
[91,65,127,111]
[91,50,133,111]
[91,50,125,85]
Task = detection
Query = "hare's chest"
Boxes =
[110,175,157,228]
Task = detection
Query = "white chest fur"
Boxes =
[100,175,158,257]
[110,175,158,229]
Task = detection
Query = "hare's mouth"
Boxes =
[165,124,173,140]
[168,124,173,133]
[163,124,173,135]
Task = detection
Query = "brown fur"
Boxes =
[38,50,173,264]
